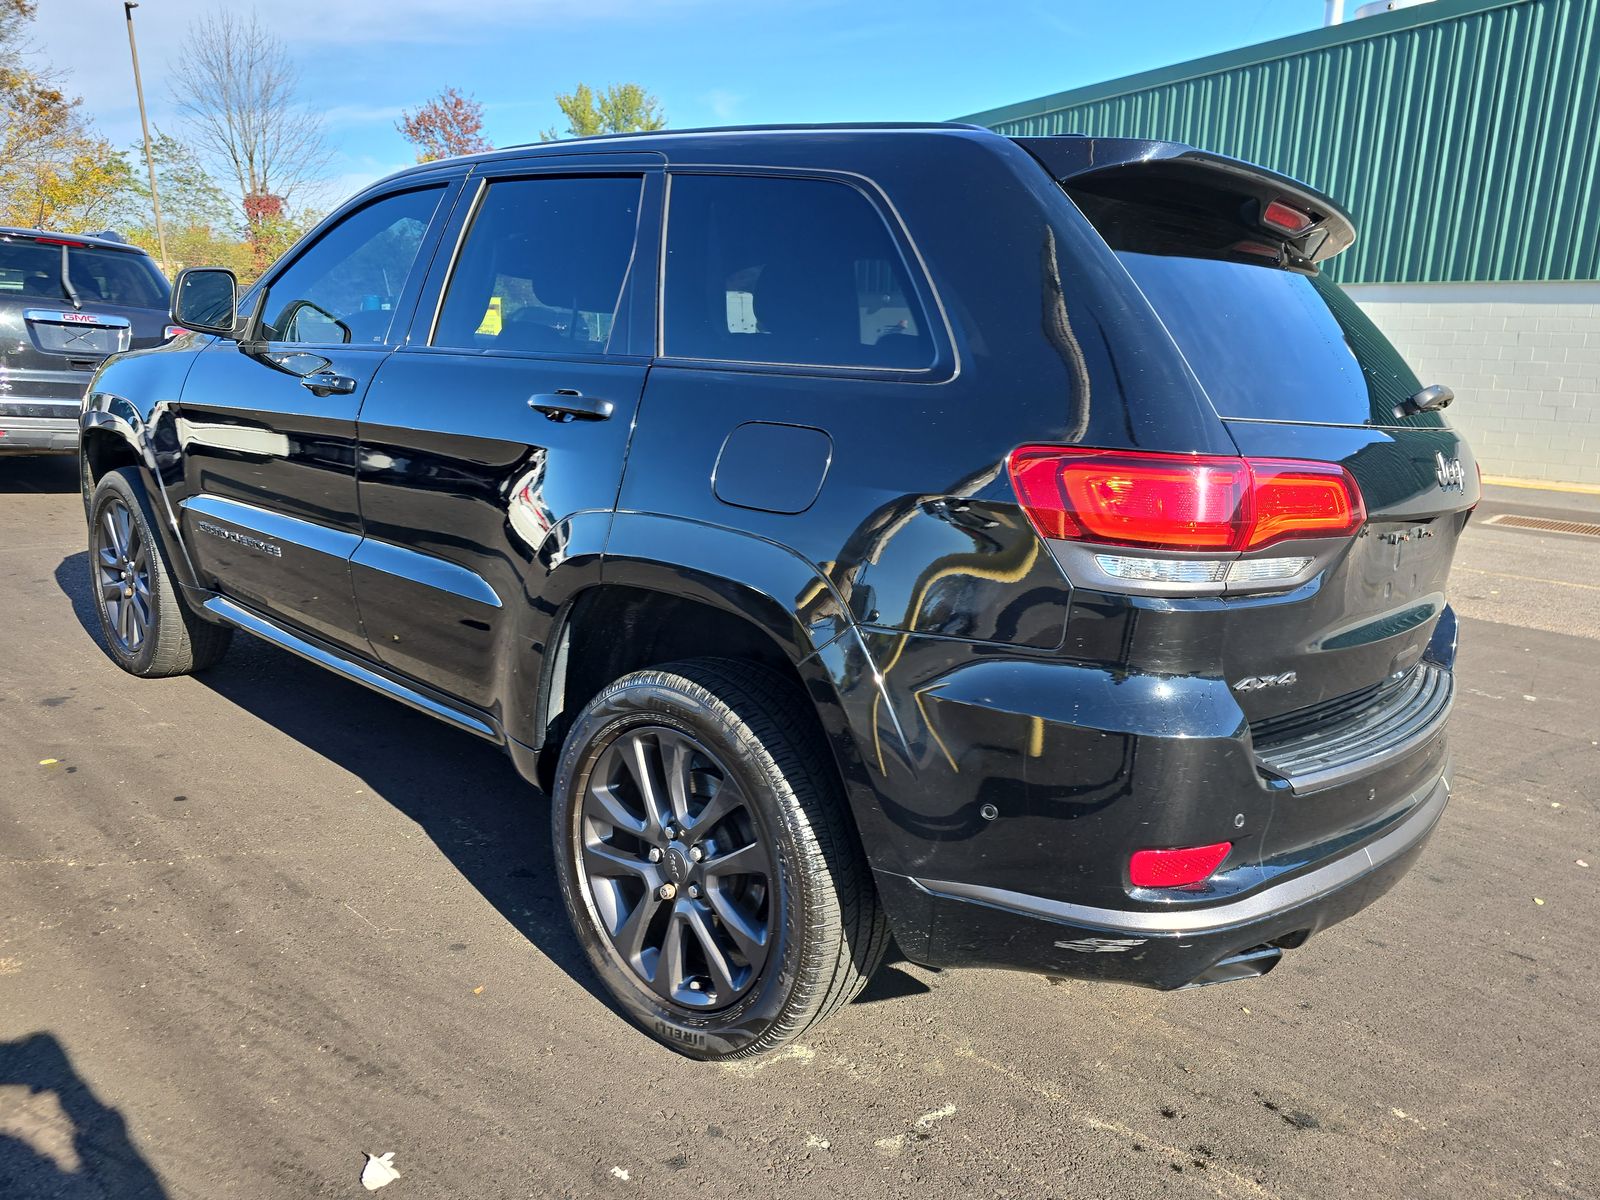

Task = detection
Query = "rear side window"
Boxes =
[259,186,443,345]
[1117,252,1424,427]
[433,175,642,354]
[664,174,933,370]
[0,240,168,309]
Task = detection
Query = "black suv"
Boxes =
[1,228,173,456]
[78,125,1474,1059]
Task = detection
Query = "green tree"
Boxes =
[116,130,235,231]
[540,82,665,141]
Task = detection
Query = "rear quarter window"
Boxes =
[663,173,934,371]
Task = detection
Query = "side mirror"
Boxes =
[171,267,239,338]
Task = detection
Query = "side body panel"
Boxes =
[353,159,664,731]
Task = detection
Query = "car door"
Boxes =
[352,160,661,711]
[173,179,460,653]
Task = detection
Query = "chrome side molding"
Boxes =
[201,596,500,742]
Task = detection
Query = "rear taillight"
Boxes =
[1129,841,1232,889]
[1008,447,1364,553]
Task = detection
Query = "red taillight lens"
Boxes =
[1008,447,1364,552]
[1129,841,1232,888]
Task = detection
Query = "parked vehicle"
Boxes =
[1,228,173,456]
[78,125,1475,1059]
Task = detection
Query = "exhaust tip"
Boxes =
[1181,943,1284,989]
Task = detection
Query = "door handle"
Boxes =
[301,370,358,397]
[528,391,613,422]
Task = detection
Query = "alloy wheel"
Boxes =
[577,725,777,1010]
[95,498,153,655]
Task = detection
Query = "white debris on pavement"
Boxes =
[361,1151,400,1191]
[914,1103,957,1130]
[610,1166,631,1181]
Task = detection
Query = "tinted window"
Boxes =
[433,176,642,354]
[1116,253,1426,427]
[664,174,932,369]
[259,186,443,345]
[0,241,168,308]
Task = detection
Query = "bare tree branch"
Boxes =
[169,10,330,222]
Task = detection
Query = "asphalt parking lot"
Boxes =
[1,455,1595,1200]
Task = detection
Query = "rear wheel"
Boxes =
[552,658,887,1059]
[88,468,231,677]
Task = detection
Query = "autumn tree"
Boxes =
[0,0,127,229]
[541,82,666,141]
[397,86,492,162]
[170,10,330,229]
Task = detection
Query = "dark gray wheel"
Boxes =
[88,468,232,677]
[580,725,777,1010]
[94,495,154,657]
[553,658,888,1060]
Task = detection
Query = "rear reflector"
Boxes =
[1129,841,1232,889]
[1008,447,1364,553]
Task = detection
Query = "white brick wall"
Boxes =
[1345,282,1600,487]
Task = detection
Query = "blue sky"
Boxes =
[32,0,1323,206]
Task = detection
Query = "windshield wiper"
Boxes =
[59,242,81,309]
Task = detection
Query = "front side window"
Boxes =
[258,186,444,345]
[664,174,933,370]
[432,175,643,354]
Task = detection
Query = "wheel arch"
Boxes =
[528,513,902,878]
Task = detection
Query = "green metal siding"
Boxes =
[961,0,1600,284]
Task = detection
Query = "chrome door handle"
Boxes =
[301,370,357,397]
[528,391,613,422]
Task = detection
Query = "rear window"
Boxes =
[1116,253,1425,427]
[0,240,168,309]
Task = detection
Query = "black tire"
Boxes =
[87,467,232,677]
[552,658,889,1060]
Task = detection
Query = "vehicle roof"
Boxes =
[0,227,152,254]
[381,121,1015,182]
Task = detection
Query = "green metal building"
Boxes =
[961,0,1600,486]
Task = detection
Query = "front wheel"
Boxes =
[551,658,888,1060]
[88,468,232,677]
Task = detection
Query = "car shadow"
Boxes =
[54,553,917,1026]
[0,1032,170,1199]
[0,457,79,494]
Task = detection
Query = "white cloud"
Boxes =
[700,87,743,122]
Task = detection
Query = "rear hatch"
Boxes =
[0,233,171,405]
[1019,139,1475,859]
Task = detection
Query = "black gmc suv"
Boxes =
[1,227,173,455]
[78,125,1474,1059]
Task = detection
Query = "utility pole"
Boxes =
[123,2,169,272]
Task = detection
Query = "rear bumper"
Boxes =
[0,414,78,454]
[878,771,1448,989]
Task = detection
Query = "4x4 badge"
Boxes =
[1233,671,1297,692]
[1435,452,1466,491]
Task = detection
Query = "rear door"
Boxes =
[352,161,659,710]
[173,181,457,653]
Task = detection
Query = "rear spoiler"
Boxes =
[1014,136,1356,266]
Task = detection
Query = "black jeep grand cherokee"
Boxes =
[79,124,1473,1059]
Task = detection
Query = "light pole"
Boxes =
[123,1,168,272]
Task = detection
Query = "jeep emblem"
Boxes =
[1435,452,1466,492]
